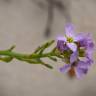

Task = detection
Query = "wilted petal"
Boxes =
[67,43,77,52]
[60,64,71,73]
[65,24,75,37]
[70,51,78,63]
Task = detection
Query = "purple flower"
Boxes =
[60,59,92,79]
[78,33,94,61]
[57,24,84,52]
[57,38,69,52]
[59,38,94,79]
[57,24,94,79]
[79,33,94,50]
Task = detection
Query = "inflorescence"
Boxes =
[57,24,94,79]
[0,24,94,79]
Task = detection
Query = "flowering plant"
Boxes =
[0,24,94,79]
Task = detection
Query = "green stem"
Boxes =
[0,50,29,59]
[0,49,57,69]
[0,50,56,59]
[0,40,63,69]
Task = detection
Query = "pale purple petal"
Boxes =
[74,33,91,42]
[60,64,71,73]
[65,24,75,37]
[79,39,87,47]
[57,36,67,42]
[78,33,94,50]
[57,40,68,52]
[87,41,94,50]
[74,33,84,42]
[86,51,93,60]
[85,33,93,41]
[74,60,91,79]
[77,61,89,69]
[70,51,78,63]
[86,59,93,66]
[67,43,77,52]
[84,56,93,66]
[75,67,88,79]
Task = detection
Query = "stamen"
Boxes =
[67,37,74,43]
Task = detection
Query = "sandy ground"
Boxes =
[0,0,96,96]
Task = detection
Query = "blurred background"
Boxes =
[0,0,96,96]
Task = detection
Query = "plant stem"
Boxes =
[0,49,57,69]
[0,50,29,59]
[0,40,62,69]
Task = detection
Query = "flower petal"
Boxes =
[74,60,90,79]
[57,36,67,42]
[67,43,77,52]
[60,64,71,73]
[77,61,89,69]
[74,33,84,42]
[75,67,88,79]
[57,40,68,52]
[87,41,94,51]
[65,24,75,37]
[70,51,78,63]
[78,33,94,50]
[86,51,93,60]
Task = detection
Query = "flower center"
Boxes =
[67,37,74,43]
